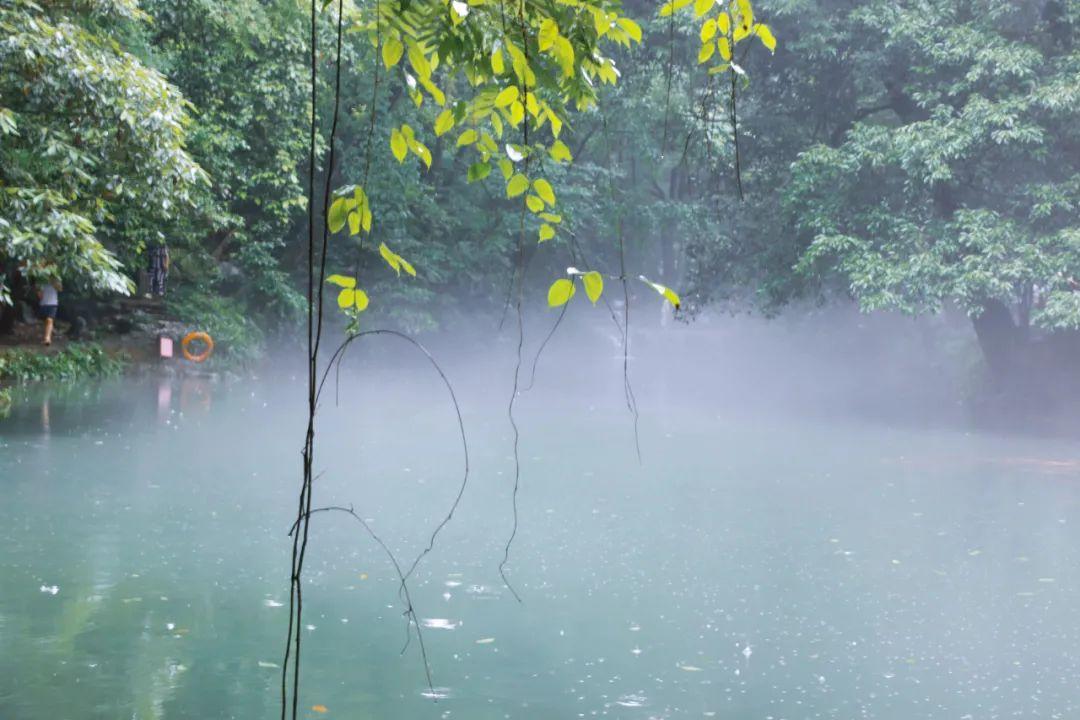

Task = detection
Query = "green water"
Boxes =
[3,374,1080,719]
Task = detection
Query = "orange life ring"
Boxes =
[181,331,214,363]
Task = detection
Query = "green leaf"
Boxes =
[539,212,562,223]
[506,173,529,197]
[526,194,545,213]
[494,86,519,107]
[467,161,491,182]
[547,278,575,307]
[390,128,408,163]
[538,224,556,242]
[348,210,361,235]
[328,197,349,233]
[491,46,505,75]
[532,178,555,205]
[382,37,404,68]
[582,271,603,304]
[549,140,573,163]
[498,158,514,179]
[326,274,356,289]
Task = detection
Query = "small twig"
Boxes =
[288,505,436,696]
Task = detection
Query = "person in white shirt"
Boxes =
[37,277,61,346]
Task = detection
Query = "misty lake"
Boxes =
[3,350,1080,719]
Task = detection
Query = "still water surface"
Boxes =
[2,370,1080,719]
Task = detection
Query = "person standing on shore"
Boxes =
[37,277,61,346]
[149,243,170,297]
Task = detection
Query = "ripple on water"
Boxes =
[420,687,452,700]
[615,693,647,708]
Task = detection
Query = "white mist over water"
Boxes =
[2,305,1079,719]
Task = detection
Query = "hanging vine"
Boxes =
[283,0,777,715]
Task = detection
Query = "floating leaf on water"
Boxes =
[475,637,495,644]
[678,664,704,672]
[311,704,328,713]
[264,599,284,608]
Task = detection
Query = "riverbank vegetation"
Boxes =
[0,343,127,384]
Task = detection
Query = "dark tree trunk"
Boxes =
[971,299,1023,379]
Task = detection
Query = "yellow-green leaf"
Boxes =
[640,276,681,309]
[326,274,356,289]
[353,288,369,311]
[506,173,529,197]
[413,142,432,169]
[538,18,559,52]
[382,37,404,68]
[538,224,556,242]
[390,128,407,163]
[717,36,731,61]
[337,288,355,308]
[379,242,401,274]
[498,158,514,179]
[700,18,717,42]
[494,86,519,107]
[348,209,360,235]
[406,40,431,79]
[491,46,505,74]
[509,100,525,126]
[532,178,555,205]
[547,278,575,307]
[756,23,776,52]
[327,197,349,233]
[526,194,545,213]
[698,41,715,63]
[550,140,573,163]
[716,11,730,34]
[457,129,478,146]
[693,0,714,17]
[617,18,642,42]
[434,109,455,136]
[582,271,603,304]
[736,0,753,28]
[539,212,562,223]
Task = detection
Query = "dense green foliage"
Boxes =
[4,0,1076,379]
[0,342,126,383]
[685,0,1079,351]
[0,0,206,302]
